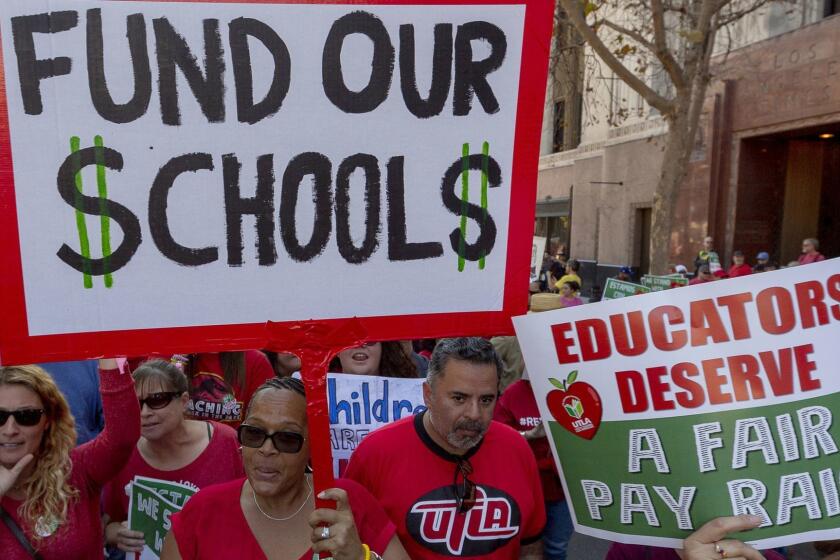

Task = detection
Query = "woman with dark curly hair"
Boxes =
[0,358,139,559]
[332,342,419,378]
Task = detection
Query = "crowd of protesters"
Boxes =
[0,236,836,559]
[533,236,831,301]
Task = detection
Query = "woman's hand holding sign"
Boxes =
[105,520,145,553]
[308,487,365,560]
[677,515,764,560]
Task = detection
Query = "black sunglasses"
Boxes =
[0,408,45,427]
[138,391,182,410]
[453,458,477,513]
[237,424,304,454]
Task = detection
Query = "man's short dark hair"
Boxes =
[567,259,580,272]
[427,337,503,388]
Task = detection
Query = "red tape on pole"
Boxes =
[265,318,367,510]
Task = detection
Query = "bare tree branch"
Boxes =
[600,19,656,53]
[558,0,676,116]
[713,0,734,12]
[716,0,777,27]
[650,0,688,91]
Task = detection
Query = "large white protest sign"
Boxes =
[514,259,840,549]
[0,0,553,364]
[325,372,425,476]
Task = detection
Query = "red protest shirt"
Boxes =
[493,379,564,502]
[1,368,140,560]
[170,477,395,559]
[726,263,752,278]
[344,412,546,559]
[185,351,274,427]
[798,252,826,265]
[103,421,244,522]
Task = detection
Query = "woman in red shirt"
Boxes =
[0,358,139,559]
[179,350,275,427]
[104,359,245,554]
[161,377,409,560]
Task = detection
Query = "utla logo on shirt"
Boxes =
[407,485,521,556]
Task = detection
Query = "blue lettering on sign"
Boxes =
[328,378,426,425]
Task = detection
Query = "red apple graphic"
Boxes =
[546,371,602,440]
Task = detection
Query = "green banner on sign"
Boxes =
[551,391,840,539]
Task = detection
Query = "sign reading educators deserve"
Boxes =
[0,0,553,364]
[514,259,840,549]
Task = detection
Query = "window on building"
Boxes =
[608,75,623,125]
[550,6,583,153]
[649,61,674,116]
[826,0,840,16]
[535,199,571,258]
[535,215,570,258]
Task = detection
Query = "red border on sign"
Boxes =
[0,0,554,365]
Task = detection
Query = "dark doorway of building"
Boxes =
[734,125,840,266]
[634,207,652,275]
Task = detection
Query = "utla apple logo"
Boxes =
[546,371,602,440]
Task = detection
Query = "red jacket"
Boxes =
[727,263,752,278]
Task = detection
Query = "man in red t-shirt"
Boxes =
[345,338,545,559]
[727,250,752,278]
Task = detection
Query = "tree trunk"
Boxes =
[648,105,697,275]
[648,71,710,274]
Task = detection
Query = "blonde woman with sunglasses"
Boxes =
[0,358,139,559]
[103,359,244,554]
[161,377,409,560]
